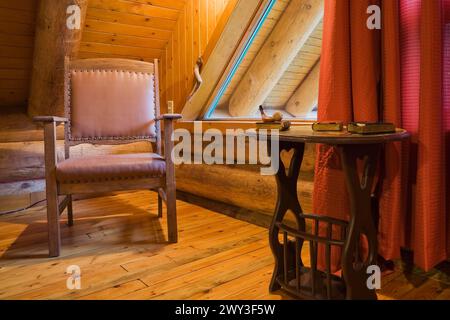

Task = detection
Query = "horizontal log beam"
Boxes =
[176,146,315,216]
[0,140,152,183]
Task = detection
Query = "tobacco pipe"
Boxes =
[259,105,283,123]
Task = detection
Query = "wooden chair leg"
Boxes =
[46,181,61,257]
[67,195,74,227]
[42,120,61,257]
[157,193,163,218]
[163,117,179,243]
[166,187,177,243]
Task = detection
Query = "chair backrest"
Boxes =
[64,58,161,152]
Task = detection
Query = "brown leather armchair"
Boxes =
[34,58,181,257]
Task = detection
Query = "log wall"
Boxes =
[176,142,315,216]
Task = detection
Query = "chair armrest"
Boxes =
[162,115,178,182]
[33,116,68,124]
[35,120,60,175]
[156,114,182,121]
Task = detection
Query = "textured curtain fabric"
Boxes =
[314,0,450,271]
[402,0,450,270]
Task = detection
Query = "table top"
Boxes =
[275,126,410,145]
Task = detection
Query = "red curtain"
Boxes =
[314,0,450,271]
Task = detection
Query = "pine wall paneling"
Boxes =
[0,0,37,109]
[162,0,231,113]
[0,0,232,113]
[79,0,184,61]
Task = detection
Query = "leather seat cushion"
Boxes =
[56,153,165,184]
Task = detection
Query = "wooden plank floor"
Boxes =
[0,190,449,300]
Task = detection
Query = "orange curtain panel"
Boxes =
[314,0,450,271]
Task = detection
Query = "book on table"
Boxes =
[312,121,344,132]
[347,122,396,134]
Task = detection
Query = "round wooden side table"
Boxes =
[268,126,410,300]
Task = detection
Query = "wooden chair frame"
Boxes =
[34,58,181,257]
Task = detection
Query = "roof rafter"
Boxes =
[228,0,323,117]
[181,0,261,120]
[285,59,320,117]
